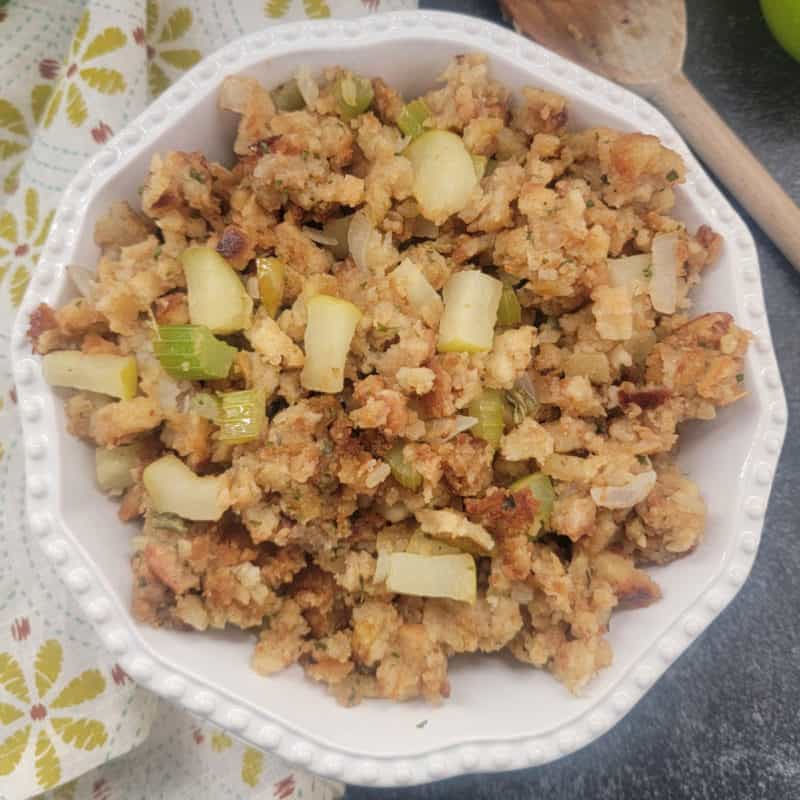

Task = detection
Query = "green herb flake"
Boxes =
[666,169,679,182]
[189,168,205,183]
[586,199,595,208]
[643,264,653,280]
[736,373,744,383]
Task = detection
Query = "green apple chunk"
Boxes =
[42,351,138,400]
[95,444,140,493]
[182,246,253,334]
[300,294,362,394]
[143,454,228,521]
[385,552,477,604]
[404,130,479,225]
[438,269,503,353]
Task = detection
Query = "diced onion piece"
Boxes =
[42,351,137,400]
[346,210,374,272]
[397,98,431,139]
[322,214,352,260]
[404,130,479,224]
[191,391,220,420]
[389,258,443,324]
[154,325,237,381]
[496,285,522,326]
[334,73,373,120]
[302,226,338,247]
[471,154,488,180]
[217,389,266,444]
[607,254,651,292]
[384,441,422,491]
[406,531,461,556]
[649,233,679,314]
[438,270,503,353]
[385,552,476,604]
[591,470,657,509]
[182,247,253,334]
[300,294,362,393]
[564,351,611,384]
[271,78,305,111]
[95,444,140,493]
[256,256,286,318]
[511,472,555,529]
[67,265,95,298]
[468,388,506,448]
[143,454,228,521]
[295,66,318,109]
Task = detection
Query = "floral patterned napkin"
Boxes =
[0,1,414,798]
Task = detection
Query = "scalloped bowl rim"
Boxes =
[9,10,787,788]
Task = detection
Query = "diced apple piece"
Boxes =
[143,454,228,521]
[95,444,140,493]
[437,270,503,353]
[182,246,253,334]
[385,552,476,604]
[607,253,651,292]
[300,294,362,394]
[650,233,679,314]
[389,258,442,326]
[42,351,137,400]
[405,531,461,556]
[405,130,478,224]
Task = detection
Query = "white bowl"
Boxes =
[10,10,787,788]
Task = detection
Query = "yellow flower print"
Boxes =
[0,187,54,307]
[210,731,232,752]
[138,1,202,98]
[37,10,127,129]
[241,747,265,788]
[265,0,331,19]
[0,639,108,790]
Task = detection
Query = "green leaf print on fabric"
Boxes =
[41,10,127,129]
[141,3,202,97]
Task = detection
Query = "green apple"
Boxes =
[761,0,800,62]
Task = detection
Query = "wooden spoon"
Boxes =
[501,0,800,271]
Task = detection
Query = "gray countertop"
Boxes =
[350,1,800,797]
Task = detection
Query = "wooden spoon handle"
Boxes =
[646,72,800,271]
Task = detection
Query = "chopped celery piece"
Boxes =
[217,389,266,444]
[154,325,236,381]
[300,294,362,393]
[143,454,228,521]
[182,246,253,334]
[437,270,503,353]
[404,130,479,224]
[150,512,188,533]
[385,552,476,604]
[607,253,651,291]
[191,391,220,420]
[271,78,305,111]
[322,215,352,260]
[511,472,555,530]
[471,154,488,180]
[42,351,137,400]
[496,285,522,326]
[95,444,140,493]
[256,256,286,318]
[397,98,431,139]
[334,74,373,120]
[406,531,461,556]
[385,441,422,491]
[468,388,506,448]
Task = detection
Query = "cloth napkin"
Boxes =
[0,1,415,798]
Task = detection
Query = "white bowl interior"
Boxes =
[46,32,764,759]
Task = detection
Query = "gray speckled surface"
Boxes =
[349,1,800,797]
